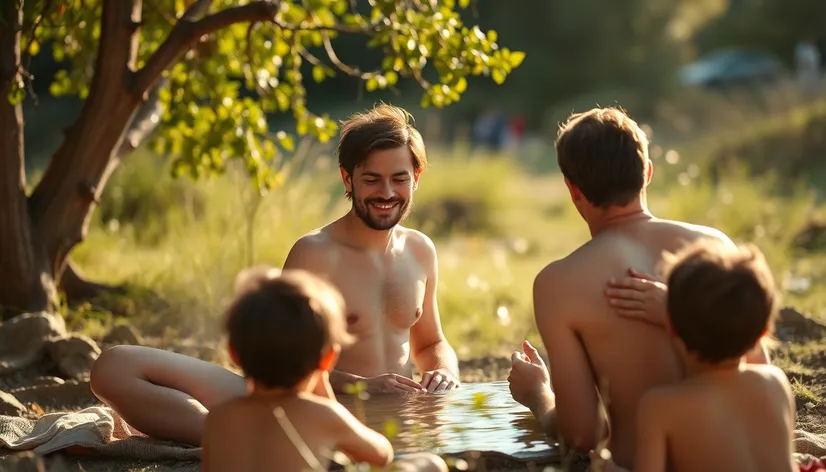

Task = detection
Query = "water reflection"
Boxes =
[337,381,556,458]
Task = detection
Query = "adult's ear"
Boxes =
[563,177,583,202]
[644,159,654,187]
[340,166,352,195]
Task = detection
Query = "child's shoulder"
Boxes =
[740,363,793,394]
[294,392,352,417]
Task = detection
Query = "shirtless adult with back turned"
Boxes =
[89,104,460,447]
[507,107,769,469]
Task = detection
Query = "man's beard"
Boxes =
[352,192,412,231]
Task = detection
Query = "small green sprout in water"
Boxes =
[471,391,491,410]
[383,419,399,440]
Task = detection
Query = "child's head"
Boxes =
[224,267,355,389]
[664,240,778,364]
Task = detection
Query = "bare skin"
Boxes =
[282,146,460,395]
[283,221,457,394]
[203,373,448,472]
[89,147,459,446]
[604,270,772,363]
[507,169,771,467]
[592,357,796,472]
[203,378,394,472]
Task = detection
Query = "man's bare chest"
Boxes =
[327,255,427,333]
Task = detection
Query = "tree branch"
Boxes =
[132,1,280,97]
[132,0,376,97]
[118,77,167,156]
[320,30,378,80]
[182,0,213,20]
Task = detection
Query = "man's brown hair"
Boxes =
[555,107,649,208]
[665,240,778,364]
[337,103,427,199]
[224,268,354,389]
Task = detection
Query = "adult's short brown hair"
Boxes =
[224,268,354,389]
[555,107,649,208]
[665,240,778,364]
[337,104,427,192]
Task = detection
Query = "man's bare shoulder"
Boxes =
[531,256,585,322]
[283,227,337,271]
[534,249,590,293]
[399,226,438,265]
[651,218,735,247]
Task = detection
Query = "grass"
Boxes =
[63,125,826,358]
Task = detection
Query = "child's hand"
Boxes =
[605,268,668,328]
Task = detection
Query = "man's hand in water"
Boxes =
[363,374,427,394]
[605,268,668,328]
[508,340,552,410]
[420,369,460,393]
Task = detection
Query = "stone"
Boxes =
[47,335,102,379]
[0,312,67,375]
[101,323,143,346]
[0,390,26,416]
[777,307,826,342]
[10,379,96,409]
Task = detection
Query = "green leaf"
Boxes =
[276,131,295,152]
[312,65,326,83]
[455,77,467,93]
[509,51,526,68]
[492,69,506,85]
[385,71,398,86]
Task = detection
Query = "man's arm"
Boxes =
[632,392,668,472]
[283,236,362,392]
[409,233,460,392]
[532,265,603,450]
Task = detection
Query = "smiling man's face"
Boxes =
[344,146,418,231]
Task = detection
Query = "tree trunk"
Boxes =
[57,77,167,306]
[1,0,278,315]
[0,0,55,318]
[0,0,144,317]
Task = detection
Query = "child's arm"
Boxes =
[330,403,394,468]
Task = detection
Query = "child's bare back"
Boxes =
[635,363,796,472]
[202,391,392,471]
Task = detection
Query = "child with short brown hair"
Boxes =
[594,240,797,472]
[202,267,446,472]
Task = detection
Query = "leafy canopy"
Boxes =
[18,0,525,192]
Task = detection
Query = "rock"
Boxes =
[11,379,97,409]
[47,335,102,379]
[0,312,67,375]
[777,307,826,342]
[102,323,143,345]
[0,390,27,416]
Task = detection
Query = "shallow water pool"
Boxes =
[337,381,557,459]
